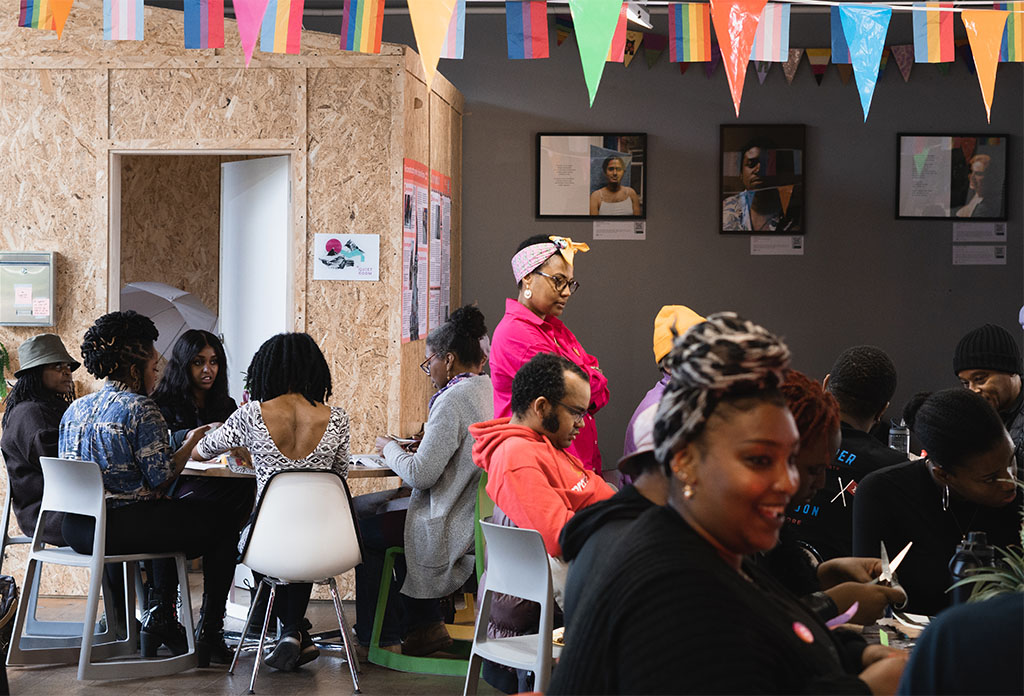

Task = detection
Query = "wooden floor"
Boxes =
[6,575,503,696]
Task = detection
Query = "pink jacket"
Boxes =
[489,298,610,474]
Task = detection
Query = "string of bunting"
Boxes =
[16,0,1024,120]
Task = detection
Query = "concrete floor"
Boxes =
[6,577,504,696]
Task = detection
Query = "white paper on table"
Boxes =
[184,461,226,471]
[593,220,646,240]
[952,245,1006,265]
[751,235,804,256]
[352,454,388,469]
[952,222,1007,243]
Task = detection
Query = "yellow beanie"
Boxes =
[652,305,705,364]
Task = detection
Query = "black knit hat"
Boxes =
[953,324,1022,376]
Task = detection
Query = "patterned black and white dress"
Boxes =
[195,401,350,547]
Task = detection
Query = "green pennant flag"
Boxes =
[569,0,624,106]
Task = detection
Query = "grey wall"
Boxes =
[307,10,1023,468]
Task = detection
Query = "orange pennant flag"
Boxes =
[51,0,73,38]
[961,8,1009,122]
[710,0,769,117]
[408,0,458,88]
[778,184,794,214]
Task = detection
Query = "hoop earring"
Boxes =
[523,287,532,299]
[942,484,949,512]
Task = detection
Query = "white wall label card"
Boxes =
[952,222,1007,243]
[313,233,380,281]
[593,220,646,240]
[952,245,1006,265]
[751,235,804,255]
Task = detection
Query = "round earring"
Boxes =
[523,287,533,299]
[683,483,694,499]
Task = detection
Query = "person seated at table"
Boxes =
[353,304,492,657]
[549,313,907,695]
[471,352,614,693]
[193,331,350,672]
[757,370,905,625]
[791,345,904,560]
[897,592,1023,695]
[58,311,239,666]
[853,389,1020,616]
[1,334,79,547]
[150,330,254,530]
[559,402,667,629]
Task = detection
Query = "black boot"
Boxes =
[140,585,188,657]
[196,595,234,668]
[246,582,271,639]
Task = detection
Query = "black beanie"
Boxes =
[953,324,1022,376]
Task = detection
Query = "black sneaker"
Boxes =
[295,630,320,668]
[264,634,301,672]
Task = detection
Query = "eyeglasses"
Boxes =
[44,363,74,373]
[420,354,436,375]
[533,270,580,295]
[554,400,587,424]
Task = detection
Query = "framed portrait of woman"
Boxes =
[536,133,647,219]
[896,134,1009,220]
[720,124,805,235]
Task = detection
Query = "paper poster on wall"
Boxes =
[432,169,453,324]
[403,159,430,343]
[429,172,443,331]
[313,233,380,281]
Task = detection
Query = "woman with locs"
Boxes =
[550,313,907,695]
[58,311,238,665]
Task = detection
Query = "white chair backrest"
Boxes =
[242,470,362,583]
[38,457,105,520]
[479,521,551,604]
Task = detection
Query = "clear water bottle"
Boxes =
[888,418,910,454]
[949,532,995,604]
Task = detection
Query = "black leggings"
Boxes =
[62,498,239,620]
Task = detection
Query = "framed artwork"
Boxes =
[896,134,1008,220]
[720,124,805,234]
[536,133,647,218]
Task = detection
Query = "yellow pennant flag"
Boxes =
[962,8,1009,122]
[51,0,73,38]
[408,0,458,88]
[624,30,644,67]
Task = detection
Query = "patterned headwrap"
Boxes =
[510,235,590,283]
[653,312,791,465]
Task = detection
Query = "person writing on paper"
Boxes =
[353,305,492,658]
[1,334,79,548]
[193,332,350,672]
[150,330,254,529]
[58,311,238,666]
[550,313,906,695]
[589,156,641,216]
[853,389,1020,616]
[490,235,609,474]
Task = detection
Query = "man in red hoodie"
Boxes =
[470,352,614,558]
[470,352,614,694]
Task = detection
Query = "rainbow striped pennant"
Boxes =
[340,0,385,53]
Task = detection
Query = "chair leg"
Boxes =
[248,581,276,695]
[229,580,266,675]
[6,558,40,666]
[75,560,106,680]
[328,578,361,693]
[463,653,483,696]
[367,546,402,665]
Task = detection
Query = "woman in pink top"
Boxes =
[490,235,610,474]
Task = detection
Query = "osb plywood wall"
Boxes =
[0,0,462,599]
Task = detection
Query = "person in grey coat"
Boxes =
[354,305,493,657]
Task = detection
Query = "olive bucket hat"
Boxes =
[15,334,80,377]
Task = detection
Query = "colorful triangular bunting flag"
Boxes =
[680,62,690,75]
[506,1,549,59]
[783,47,803,83]
[260,0,305,54]
[709,0,768,116]
[235,0,271,64]
[624,30,643,67]
[750,2,790,62]
[644,32,667,67]
[607,3,628,62]
[962,8,1009,121]
[830,6,851,63]
[408,0,458,86]
[104,0,143,40]
[840,5,892,121]
[51,0,73,37]
[755,60,771,83]
[705,42,723,77]
[555,13,572,46]
[912,2,954,63]
[440,0,465,59]
[568,0,623,106]
[837,63,853,83]
[669,2,712,62]
[186,0,225,49]
[995,2,1024,61]
[806,47,831,85]
[892,44,914,81]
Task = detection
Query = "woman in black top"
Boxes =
[550,313,906,695]
[0,334,78,546]
[150,330,254,528]
[853,389,1019,616]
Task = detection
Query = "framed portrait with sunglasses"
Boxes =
[537,133,647,219]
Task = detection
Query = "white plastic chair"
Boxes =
[227,470,362,694]
[463,521,561,696]
[6,457,198,679]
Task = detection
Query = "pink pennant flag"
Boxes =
[234,0,271,66]
[710,0,768,116]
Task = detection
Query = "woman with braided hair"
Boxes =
[193,331,350,672]
[550,313,907,695]
[59,310,240,666]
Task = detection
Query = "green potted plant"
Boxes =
[0,341,9,400]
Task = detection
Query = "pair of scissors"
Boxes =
[873,540,912,586]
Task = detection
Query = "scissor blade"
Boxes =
[878,541,892,582]
[888,541,913,576]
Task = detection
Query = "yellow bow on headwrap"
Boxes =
[548,236,590,267]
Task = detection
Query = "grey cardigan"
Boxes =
[382,374,493,599]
